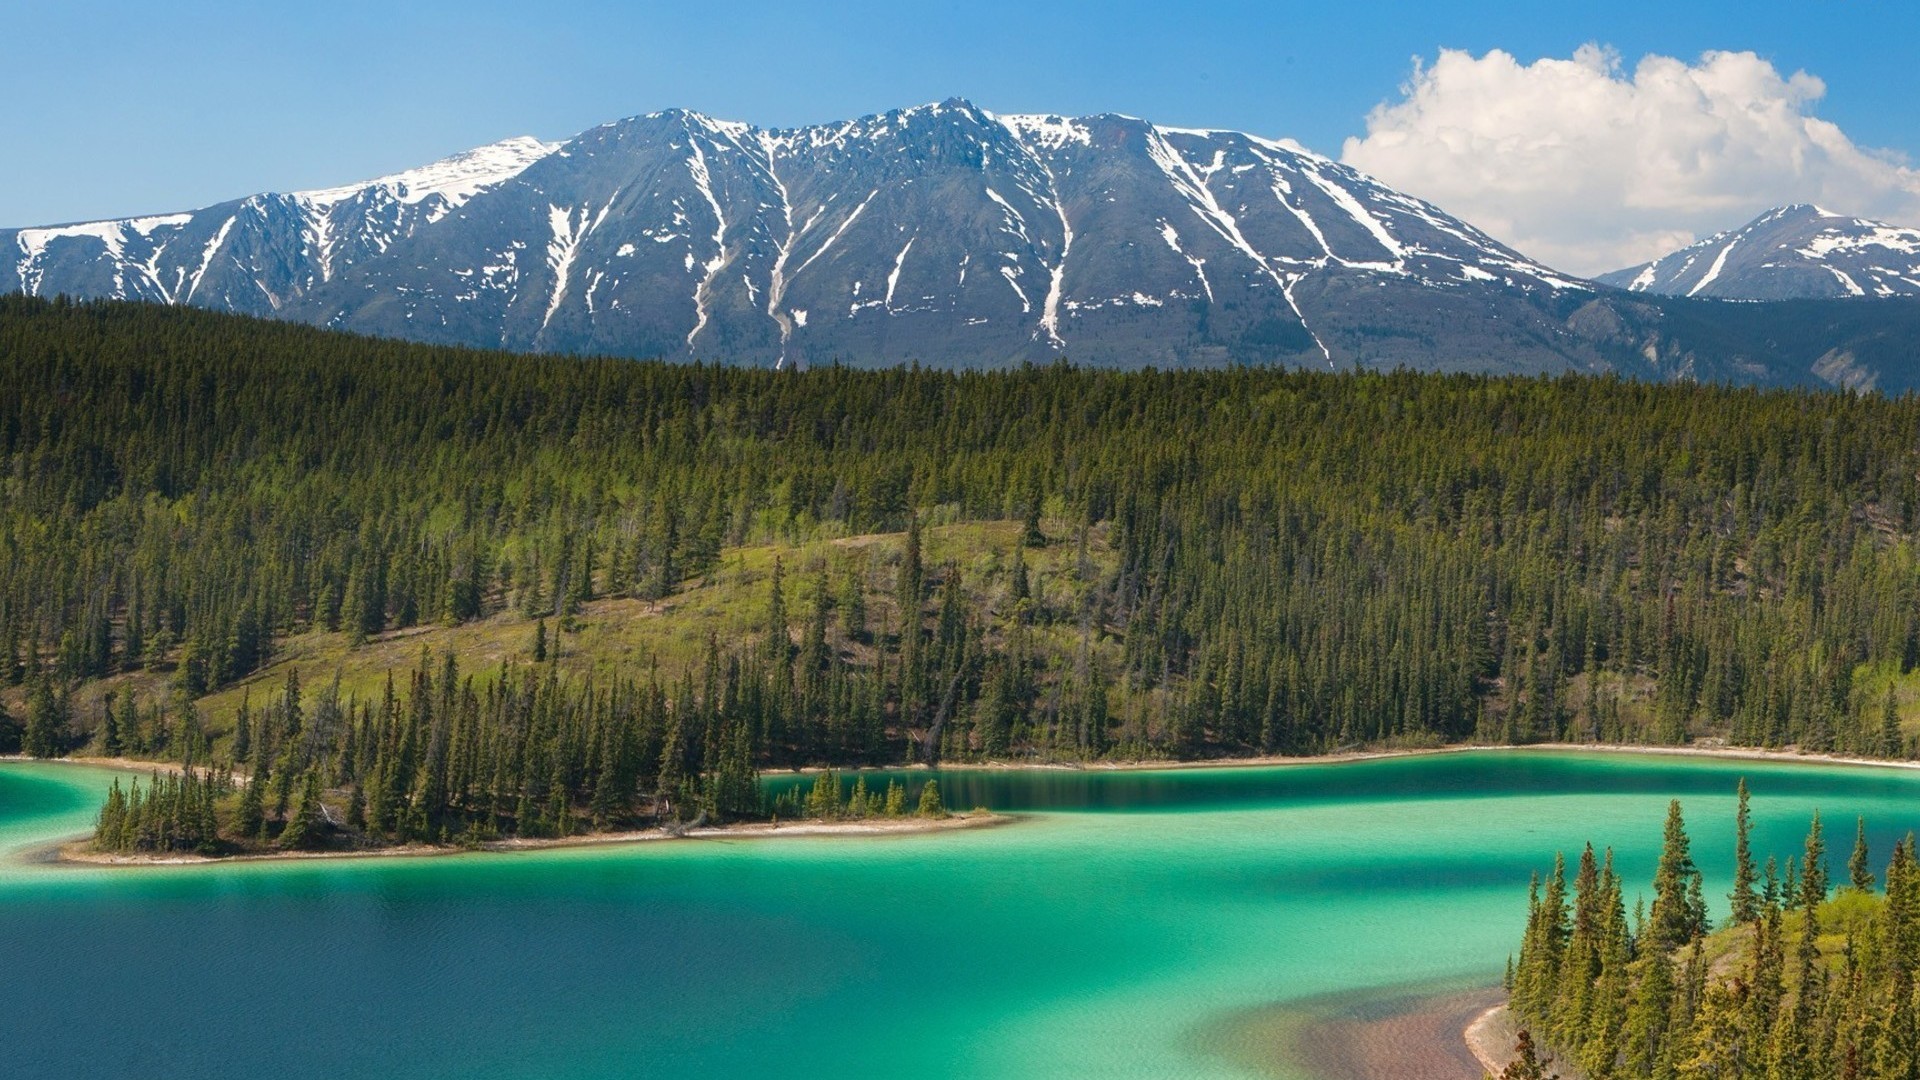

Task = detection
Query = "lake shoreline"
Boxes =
[767,739,1920,776]
[40,810,1012,869]
[21,738,1919,787]
[14,738,1912,871]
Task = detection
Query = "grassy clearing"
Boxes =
[14,519,1118,754]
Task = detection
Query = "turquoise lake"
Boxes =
[3,750,1917,1079]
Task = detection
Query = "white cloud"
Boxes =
[1340,46,1920,276]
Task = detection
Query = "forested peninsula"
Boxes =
[7,296,1920,857]
[1494,783,1920,1079]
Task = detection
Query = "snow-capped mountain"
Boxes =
[1599,205,1920,300]
[3,99,1609,369]
[2,136,556,315]
[5,100,1919,383]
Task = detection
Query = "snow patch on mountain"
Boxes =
[297,136,559,210]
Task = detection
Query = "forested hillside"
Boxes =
[7,296,1920,847]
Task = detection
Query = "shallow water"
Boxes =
[3,750,1915,1079]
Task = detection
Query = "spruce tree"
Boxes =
[22,677,66,759]
[238,760,268,839]
[278,770,324,850]
[1802,812,1828,909]
[765,557,789,662]
[1883,687,1903,758]
[1851,816,1876,892]
[916,778,945,818]
[1649,799,1704,951]
[100,690,123,757]
[838,562,867,641]
[1731,777,1759,924]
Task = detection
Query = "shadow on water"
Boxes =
[762,748,1920,815]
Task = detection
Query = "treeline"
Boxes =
[91,650,770,853]
[10,296,1920,771]
[1504,782,1920,1078]
[93,766,231,854]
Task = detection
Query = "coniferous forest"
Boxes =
[1501,784,1920,1079]
[9,295,1920,851]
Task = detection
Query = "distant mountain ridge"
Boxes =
[1599,205,1920,300]
[6,100,1920,385]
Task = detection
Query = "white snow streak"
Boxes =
[184,217,236,303]
[1687,235,1740,296]
[1033,163,1074,350]
[1299,164,1406,267]
[543,198,615,332]
[685,137,731,347]
[1158,220,1213,302]
[885,236,915,310]
[792,189,876,279]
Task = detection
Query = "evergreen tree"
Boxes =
[1649,799,1705,951]
[1731,777,1759,924]
[22,677,66,759]
[1878,685,1900,757]
[278,770,324,850]
[1802,812,1828,909]
[916,778,945,818]
[838,562,867,641]
[1851,815,1876,892]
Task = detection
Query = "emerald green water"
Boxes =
[4,751,1917,1079]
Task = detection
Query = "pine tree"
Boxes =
[100,689,123,757]
[1802,812,1828,909]
[1731,777,1759,923]
[238,764,268,839]
[1883,687,1903,758]
[22,676,66,759]
[838,561,867,641]
[1021,481,1046,548]
[232,690,251,764]
[1851,816,1876,892]
[656,713,686,821]
[278,770,324,850]
[916,778,945,818]
[1649,799,1704,951]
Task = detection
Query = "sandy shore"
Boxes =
[0,753,250,782]
[1466,1002,1586,1080]
[1200,984,1503,1080]
[1465,1002,1516,1076]
[46,810,1011,868]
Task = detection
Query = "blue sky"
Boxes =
[4,1,1919,270]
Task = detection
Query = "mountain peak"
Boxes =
[1599,204,1920,299]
